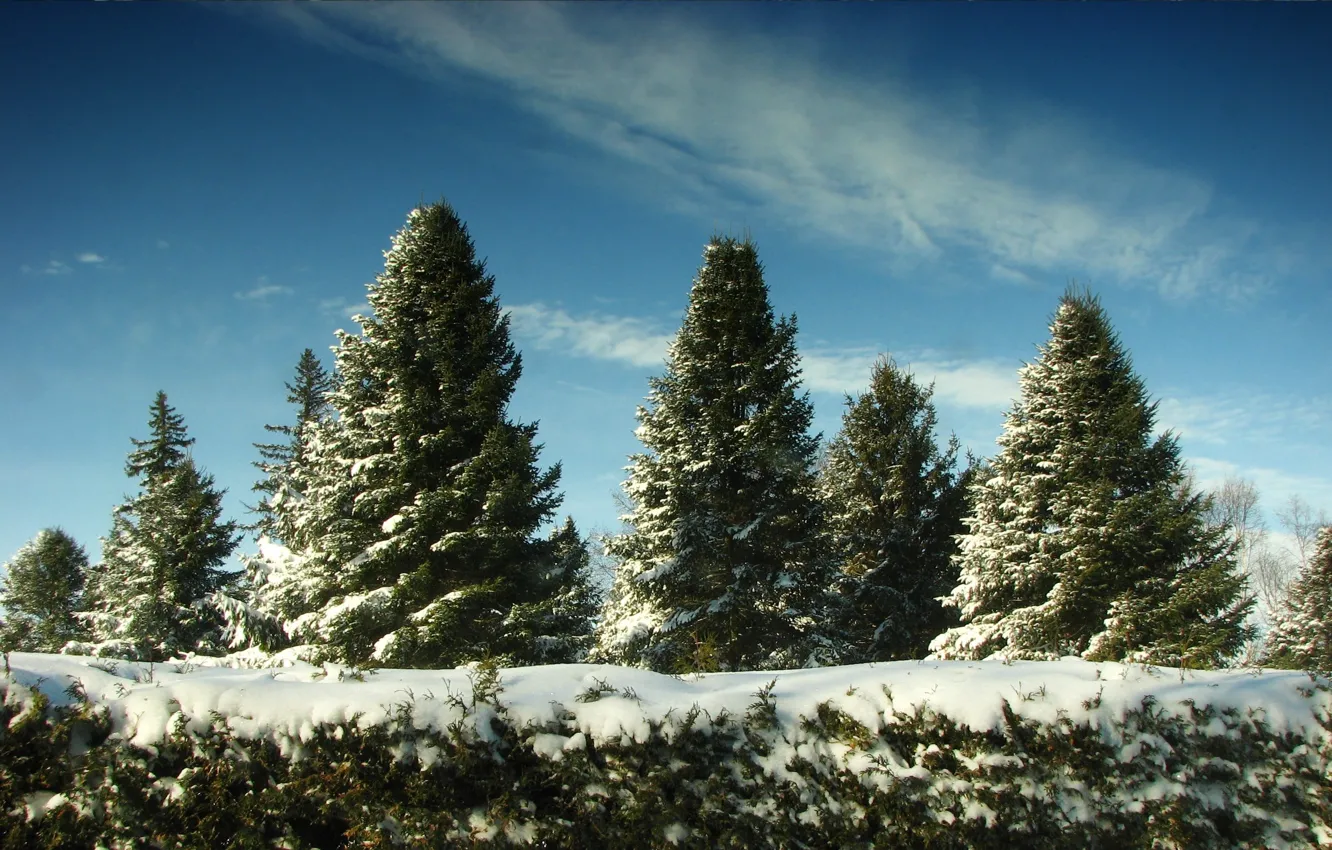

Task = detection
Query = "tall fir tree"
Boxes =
[250,348,335,541]
[80,393,241,660]
[593,237,830,673]
[256,202,571,668]
[820,358,971,662]
[931,290,1252,668]
[1264,526,1332,670]
[0,528,89,653]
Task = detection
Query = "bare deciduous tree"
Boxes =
[1275,495,1331,572]
[1205,476,1266,574]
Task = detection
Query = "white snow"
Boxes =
[4,653,1327,759]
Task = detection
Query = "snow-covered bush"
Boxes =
[3,654,1329,848]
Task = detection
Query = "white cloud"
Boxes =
[908,354,1021,411]
[1185,456,1332,522]
[1157,392,1330,448]
[42,260,71,276]
[319,296,372,319]
[508,303,1017,411]
[156,239,170,250]
[799,348,1018,410]
[235,277,294,302]
[274,4,1297,300]
[77,252,106,265]
[507,303,674,369]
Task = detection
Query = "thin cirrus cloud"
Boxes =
[234,279,294,301]
[506,303,676,370]
[1187,456,1332,521]
[1157,392,1330,448]
[507,302,1019,411]
[20,260,72,276]
[269,3,1295,301]
[318,296,373,320]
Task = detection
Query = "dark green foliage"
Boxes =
[81,394,241,661]
[3,671,1328,849]
[597,237,830,673]
[504,518,602,664]
[821,358,972,661]
[278,202,565,668]
[125,391,194,482]
[250,348,335,542]
[934,289,1254,666]
[0,529,89,653]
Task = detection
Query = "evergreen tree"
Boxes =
[80,394,241,660]
[593,237,830,673]
[261,202,564,668]
[0,528,89,652]
[1264,526,1332,670]
[125,390,194,480]
[820,358,971,662]
[930,290,1252,668]
[250,348,335,541]
[504,518,601,664]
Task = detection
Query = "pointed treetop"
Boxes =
[125,391,194,482]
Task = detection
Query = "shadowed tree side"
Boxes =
[821,358,972,662]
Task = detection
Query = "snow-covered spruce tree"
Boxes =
[237,349,338,651]
[79,393,241,660]
[930,290,1252,667]
[820,358,971,662]
[594,237,831,673]
[0,528,89,652]
[503,517,601,664]
[249,348,335,541]
[1264,526,1332,670]
[271,202,567,668]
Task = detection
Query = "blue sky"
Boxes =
[2,3,1329,574]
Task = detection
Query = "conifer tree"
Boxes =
[250,348,335,541]
[821,358,971,662]
[931,290,1252,667]
[80,393,241,660]
[125,391,194,480]
[504,518,601,664]
[265,202,564,668]
[1264,527,1332,670]
[0,528,89,652]
[594,237,830,673]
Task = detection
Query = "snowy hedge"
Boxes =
[3,653,1330,849]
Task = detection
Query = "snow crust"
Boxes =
[6,653,1327,755]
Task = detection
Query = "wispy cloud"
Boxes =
[508,303,1018,411]
[1157,392,1330,448]
[76,252,106,265]
[1186,456,1332,520]
[272,4,1298,301]
[319,296,372,320]
[156,239,170,250]
[22,260,72,276]
[799,348,1018,410]
[235,277,294,302]
[507,303,675,369]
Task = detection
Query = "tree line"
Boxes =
[2,200,1328,673]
